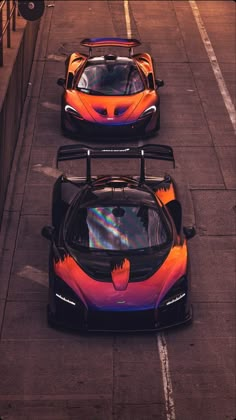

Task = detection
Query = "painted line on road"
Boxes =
[124,2,177,418]
[124,0,132,38]
[41,101,61,111]
[33,164,62,179]
[18,265,48,287]
[47,54,66,62]
[189,0,236,132]
[157,333,176,420]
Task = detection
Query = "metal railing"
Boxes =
[0,0,17,66]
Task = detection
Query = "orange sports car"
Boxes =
[57,38,164,139]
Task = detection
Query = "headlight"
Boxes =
[54,275,78,306]
[165,292,186,306]
[138,105,157,119]
[65,105,83,120]
[56,293,76,306]
[159,276,187,307]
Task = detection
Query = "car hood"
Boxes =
[54,243,187,311]
[66,90,147,123]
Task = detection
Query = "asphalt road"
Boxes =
[0,1,235,419]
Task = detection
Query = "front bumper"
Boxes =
[62,112,158,140]
[48,293,192,333]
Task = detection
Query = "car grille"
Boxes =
[87,309,156,331]
[69,115,152,139]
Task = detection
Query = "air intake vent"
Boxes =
[114,106,128,116]
[72,57,83,63]
[138,57,149,63]
[94,107,107,116]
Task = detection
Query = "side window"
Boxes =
[78,72,89,88]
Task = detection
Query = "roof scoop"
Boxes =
[104,54,117,61]
[112,207,125,217]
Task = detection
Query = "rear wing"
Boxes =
[56,144,175,184]
[81,37,141,57]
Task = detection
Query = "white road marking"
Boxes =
[189,0,236,132]
[124,0,132,38]
[33,164,61,179]
[41,101,61,111]
[47,54,66,62]
[124,2,176,418]
[157,333,176,420]
[17,265,47,287]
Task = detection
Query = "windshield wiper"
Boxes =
[77,87,105,96]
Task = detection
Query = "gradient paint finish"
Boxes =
[67,53,87,76]
[65,90,158,124]
[111,258,130,291]
[54,243,187,311]
[155,183,175,205]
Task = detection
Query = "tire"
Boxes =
[47,251,58,329]
[61,111,79,139]
[47,304,57,328]
[155,111,160,131]
[61,110,70,137]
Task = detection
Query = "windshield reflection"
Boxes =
[77,63,144,96]
[68,205,168,251]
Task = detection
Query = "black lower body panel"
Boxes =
[48,297,192,333]
[62,113,155,140]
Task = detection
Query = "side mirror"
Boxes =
[57,78,65,87]
[165,200,182,235]
[183,226,196,240]
[41,225,55,241]
[156,79,164,88]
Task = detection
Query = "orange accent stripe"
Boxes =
[155,183,175,205]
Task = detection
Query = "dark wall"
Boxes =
[0,20,40,227]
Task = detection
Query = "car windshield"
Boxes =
[67,205,169,251]
[77,62,144,96]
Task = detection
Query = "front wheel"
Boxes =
[61,110,71,137]
[47,304,57,328]
[155,111,160,131]
[61,111,79,139]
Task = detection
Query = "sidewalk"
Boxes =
[0,11,40,225]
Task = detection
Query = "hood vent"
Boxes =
[94,106,129,117]
[72,255,166,283]
[94,106,107,116]
[114,106,129,116]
